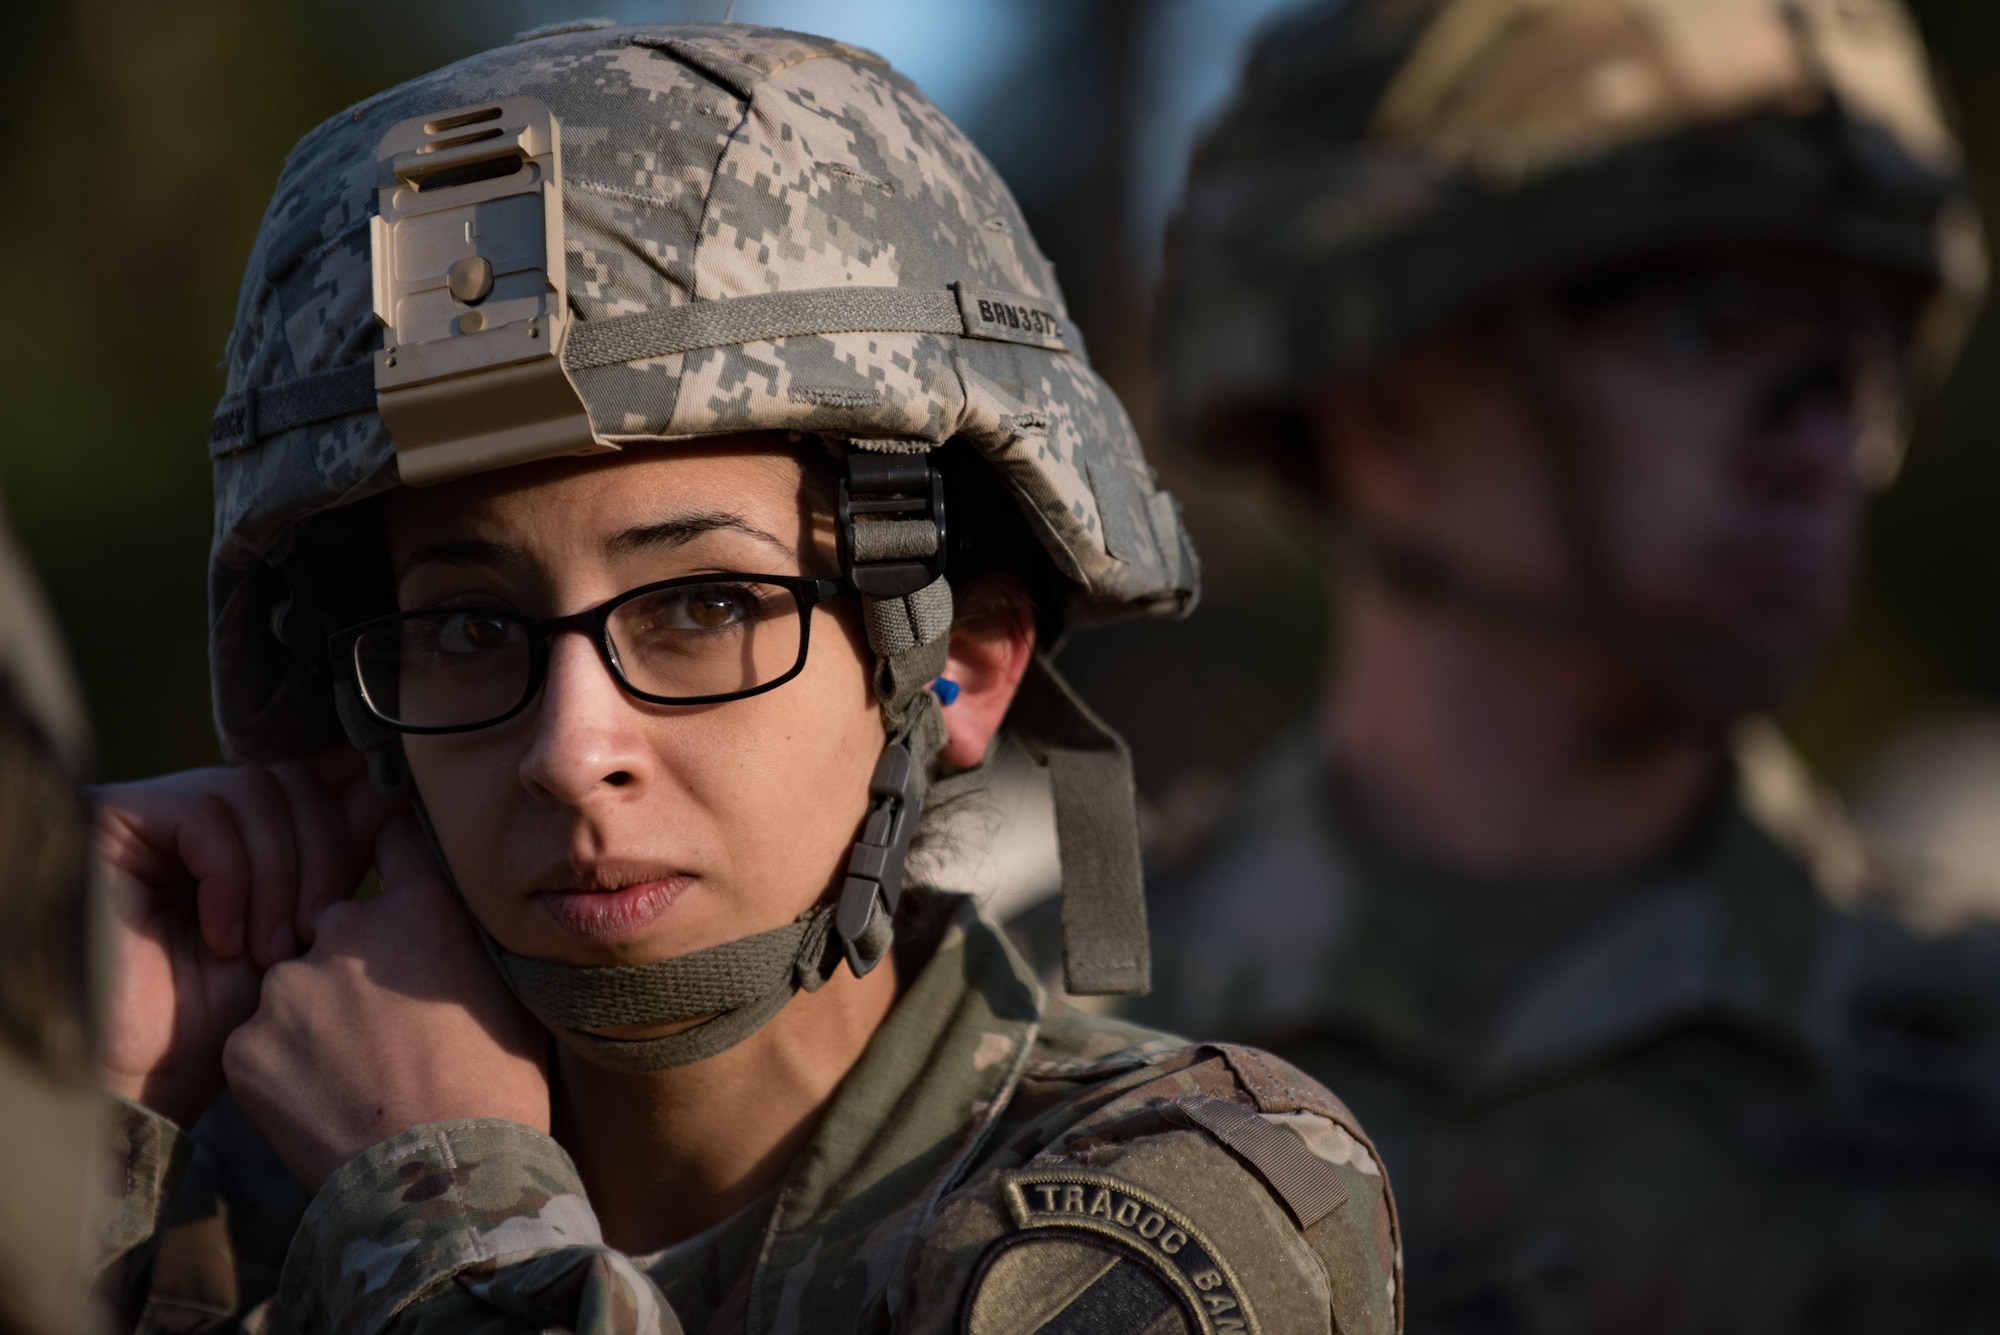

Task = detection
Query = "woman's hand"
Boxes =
[223,816,551,1191]
[95,749,402,1128]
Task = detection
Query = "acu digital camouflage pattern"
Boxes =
[211,21,1195,765]
[1157,0,1987,464]
[1128,724,2000,1333]
[96,899,1401,1335]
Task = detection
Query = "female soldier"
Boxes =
[92,23,1400,1335]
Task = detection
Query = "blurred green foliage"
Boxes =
[3,0,1999,792]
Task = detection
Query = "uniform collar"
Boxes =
[1152,721,1853,1098]
[1343,735,1845,1094]
[741,894,1042,1331]
[1465,792,1830,1091]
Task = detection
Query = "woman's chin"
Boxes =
[532,878,692,945]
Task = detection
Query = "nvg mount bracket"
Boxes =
[370,97,612,487]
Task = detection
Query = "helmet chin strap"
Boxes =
[1343,296,1820,715]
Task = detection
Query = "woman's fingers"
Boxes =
[93,794,207,896]
[95,768,298,963]
[95,780,253,959]
[218,766,304,968]
[93,761,399,965]
[168,792,253,960]
[271,760,360,946]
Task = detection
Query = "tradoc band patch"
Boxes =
[962,1169,1261,1334]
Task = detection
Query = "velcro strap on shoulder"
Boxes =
[1175,1092,1349,1230]
[1009,654,1149,995]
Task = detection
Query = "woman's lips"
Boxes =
[533,877,690,943]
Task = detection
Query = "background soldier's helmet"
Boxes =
[1157,0,1987,472]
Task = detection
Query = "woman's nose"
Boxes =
[518,631,655,806]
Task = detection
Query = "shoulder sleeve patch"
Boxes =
[964,1233,1190,1334]
[1173,1093,1348,1229]
[986,1169,1262,1333]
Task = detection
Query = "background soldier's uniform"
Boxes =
[93,21,1402,1335]
[1135,0,2000,1331]
[1133,728,2000,1332]
[99,900,1401,1335]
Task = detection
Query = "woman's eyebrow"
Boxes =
[607,512,798,561]
[396,536,523,582]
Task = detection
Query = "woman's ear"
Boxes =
[935,599,1037,769]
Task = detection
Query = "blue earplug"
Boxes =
[930,677,962,706]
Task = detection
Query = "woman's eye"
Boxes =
[438,613,518,653]
[669,588,754,629]
[630,584,763,635]
[685,593,743,628]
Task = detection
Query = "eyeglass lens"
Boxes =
[352,579,809,730]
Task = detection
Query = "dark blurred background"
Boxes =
[7,0,2000,868]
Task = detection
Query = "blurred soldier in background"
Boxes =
[1135,0,2000,1329]
[0,509,100,1335]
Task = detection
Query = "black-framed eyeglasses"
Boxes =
[332,573,847,734]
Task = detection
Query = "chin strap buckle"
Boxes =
[834,742,921,978]
[838,452,947,598]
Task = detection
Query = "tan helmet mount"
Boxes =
[370,98,613,487]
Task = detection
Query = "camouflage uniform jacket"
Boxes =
[99,898,1402,1335]
[1128,725,2000,1334]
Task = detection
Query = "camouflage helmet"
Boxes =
[214,21,1195,763]
[207,23,1194,1032]
[1157,0,1988,466]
